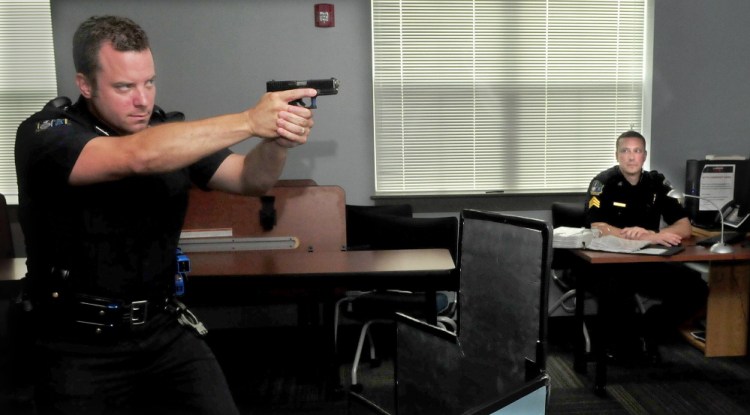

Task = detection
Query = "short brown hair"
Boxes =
[616,130,646,149]
[73,16,150,82]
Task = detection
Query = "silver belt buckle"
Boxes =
[129,300,148,326]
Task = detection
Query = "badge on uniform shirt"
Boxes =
[589,180,604,196]
[613,201,626,208]
[35,118,69,132]
[588,196,601,209]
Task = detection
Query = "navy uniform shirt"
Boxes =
[585,165,687,232]
[15,96,231,301]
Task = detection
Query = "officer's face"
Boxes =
[77,42,156,135]
[616,136,647,178]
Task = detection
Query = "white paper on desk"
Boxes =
[586,235,650,253]
[699,164,734,211]
[553,227,595,249]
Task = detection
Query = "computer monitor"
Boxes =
[685,159,750,229]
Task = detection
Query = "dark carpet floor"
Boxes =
[209,316,750,415]
[3,317,750,414]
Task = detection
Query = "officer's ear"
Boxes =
[76,73,94,99]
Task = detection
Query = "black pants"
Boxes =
[591,262,708,350]
[31,312,240,415]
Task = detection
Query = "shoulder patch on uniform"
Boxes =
[35,118,70,132]
[588,196,601,209]
[589,180,604,196]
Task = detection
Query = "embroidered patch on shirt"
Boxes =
[588,196,600,209]
[613,201,626,208]
[590,180,604,196]
[35,118,69,132]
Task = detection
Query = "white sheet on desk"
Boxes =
[587,235,650,253]
[553,226,595,248]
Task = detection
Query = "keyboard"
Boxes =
[696,231,746,247]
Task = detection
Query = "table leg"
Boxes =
[574,275,588,374]
[323,290,344,398]
[425,289,438,325]
[592,272,612,395]
[593,345,608,396]
[705,261,750,357]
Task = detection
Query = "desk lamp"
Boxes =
[667,190,733,254]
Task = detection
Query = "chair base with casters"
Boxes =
[335,290,456,391]
[338,206,459,392]
[550,202,651,358]
[548,268,597,354]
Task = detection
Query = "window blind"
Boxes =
[372,0,648,196]
[0,0,57,204]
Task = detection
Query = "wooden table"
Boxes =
[0,250,457,301]
[569,240,750,393]
[187,248,455,285]
[186,248,458,396]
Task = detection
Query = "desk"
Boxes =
[0,250,457,320]
[187,249,455,286]
[570,241,750,393]
[184,248,456,310]
[185,248,456,392]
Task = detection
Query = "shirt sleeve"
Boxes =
[650,172,688,225]
[16,112,96,187]
[188,148,232,189]
[584,175,610,226]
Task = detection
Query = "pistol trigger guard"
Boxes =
[290,98,318,109]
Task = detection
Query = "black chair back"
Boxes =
[346,205,458,266]
[394,209,552,414]
[0,194,14,258]
[551,201,586,228]
[345,204,413,251]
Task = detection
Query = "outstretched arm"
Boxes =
[69,88,316,190]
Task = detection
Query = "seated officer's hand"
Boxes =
[619,226,652,240]
[645,231,682,247]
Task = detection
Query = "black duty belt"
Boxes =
[70,294,170,335]
[37,293,208,340]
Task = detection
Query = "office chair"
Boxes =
[336,205,459,391]
[0,193,14,258]
[549,202,594,352]
[550,201,657,357]
[345,204,414,250]
[376,210,552,414]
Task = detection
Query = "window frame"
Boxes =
[0,0,57,204]
[371,0,653,197]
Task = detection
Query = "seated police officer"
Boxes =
[585,130,707,363]
[14,15,315,414]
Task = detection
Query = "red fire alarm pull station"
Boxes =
[315,4,335,28]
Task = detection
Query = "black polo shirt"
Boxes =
[15,96,231,300]
[585,165,687,231]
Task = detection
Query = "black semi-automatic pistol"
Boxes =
[266,78,339,109]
